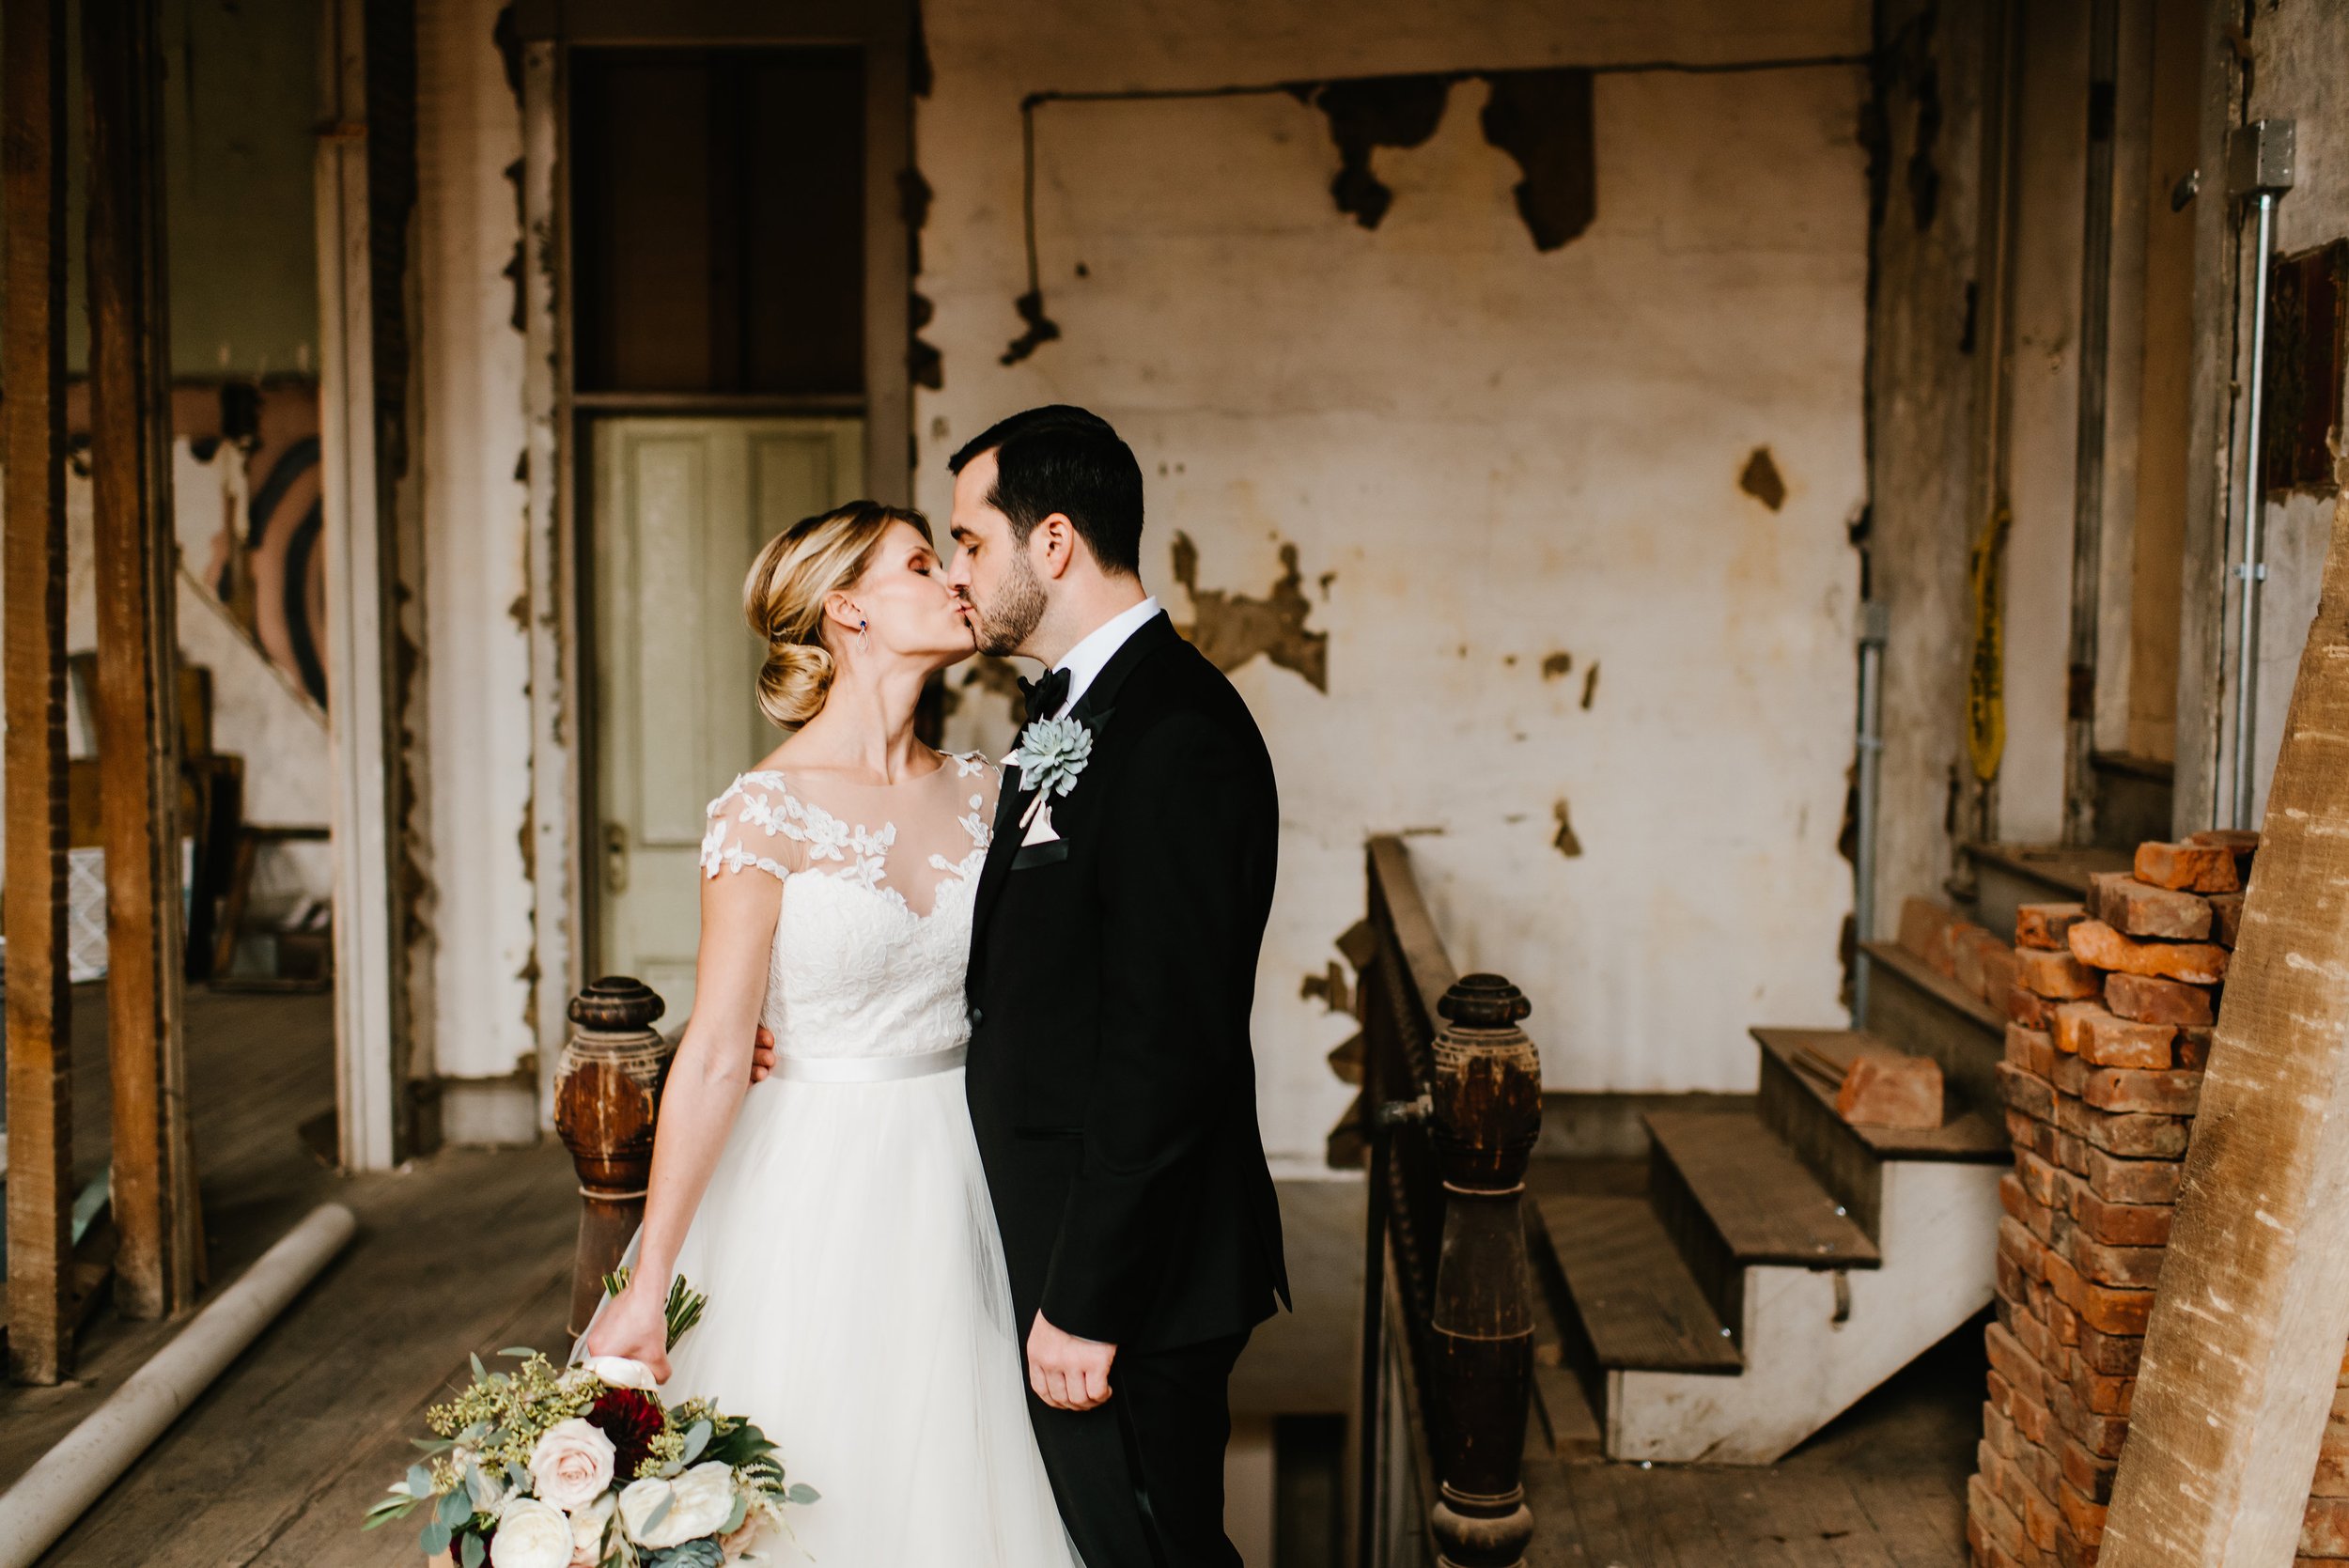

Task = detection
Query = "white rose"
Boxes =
[493,1498,576,1568]
[527,1418,616,1512]
[568,1492,616,1567]
[577,1355,661,1391]
[618,1463,737,1547]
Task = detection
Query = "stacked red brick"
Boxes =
[1898,896,2019,1014]
[1967,831,2250,1568]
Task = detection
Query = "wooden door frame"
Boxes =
[513,1,915,1046]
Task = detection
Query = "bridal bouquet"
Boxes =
[365,1276,816,1567]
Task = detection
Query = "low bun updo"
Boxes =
[743,501,935,730]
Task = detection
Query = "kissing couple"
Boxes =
[581,404,1292,1566]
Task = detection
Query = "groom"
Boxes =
[946,405,1289,1565]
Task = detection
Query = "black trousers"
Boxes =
[1029,1329,1252,1568]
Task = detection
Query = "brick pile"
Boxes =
[1967,829,2278,1568]
[1898,895,2019,1015]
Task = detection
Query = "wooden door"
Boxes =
[591,416,862,1021]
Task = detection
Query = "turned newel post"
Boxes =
[1426,972,1540,1568]
[554,976,672,1340]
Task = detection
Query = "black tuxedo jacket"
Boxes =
[965,611,1290,1352]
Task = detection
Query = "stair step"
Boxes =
[1961,841,2133,946]
[1645,1110,1881,1269]
[1531,1194,1742,1375]
[1752,1026,2010,1239]
[1522,1206,1606,1457]
[1856,939,2003,1114]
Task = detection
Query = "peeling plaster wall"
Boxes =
[922,0,1873,1165]
[414,0,537,1113]
[1866,0,1990,940]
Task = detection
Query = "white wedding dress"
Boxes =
[578,751,1082,1567]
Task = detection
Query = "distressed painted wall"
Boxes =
[413,0,539,1131]
[920,0,1874,1166]
[1865,0,1991,941]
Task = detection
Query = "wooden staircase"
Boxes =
[1527,969,2008,1465]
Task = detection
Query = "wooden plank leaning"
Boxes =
[84,0,199,1320]
[2101,495,2349,1567]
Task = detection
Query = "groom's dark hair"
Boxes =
[948,404,1143,577]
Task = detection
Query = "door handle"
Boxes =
[603,821,629,893]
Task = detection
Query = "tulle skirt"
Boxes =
[584,1067,1082,1567]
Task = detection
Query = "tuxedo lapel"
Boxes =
[971,611,1177,951]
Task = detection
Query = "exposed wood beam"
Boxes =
[84,0,198,1319]
[2101,495,2349,1566]
[3,0,76,1386]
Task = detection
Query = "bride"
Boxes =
[580,500,1081,1565]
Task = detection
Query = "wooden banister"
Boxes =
[1358,835,1539,1568]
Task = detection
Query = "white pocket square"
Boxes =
[1020,800,1062,847]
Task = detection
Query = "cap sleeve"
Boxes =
[700,773,805,883]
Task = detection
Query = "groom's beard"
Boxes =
[970,547,1047,658]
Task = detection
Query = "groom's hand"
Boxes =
[749,1025,777,1083]
[1027,1312,1116,1411]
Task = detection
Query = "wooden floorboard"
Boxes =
[1646,1110,1880,1267]
[1535,1194,1743,1374]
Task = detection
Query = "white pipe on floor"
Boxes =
[0,1202,357,1568]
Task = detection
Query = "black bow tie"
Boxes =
[1016,667,1072,724]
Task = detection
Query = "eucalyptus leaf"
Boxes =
[438,1485,473,1528]
[470,1351,488,1381]
[786,1483,819,1505]
[419,1517,452,1557]
[681,1419,711,1464]
[643,1493,675,1533]
[411,1436,456,1453]
[407,1464,434,1500]
[720,1490,750,1536]
[506,1459,531,1491]
[497,1345,536,1358]
[461,1529,488,1568]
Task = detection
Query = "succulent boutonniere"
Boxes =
[1006,714,1094,832]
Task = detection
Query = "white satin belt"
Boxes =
[769,1043,969,1082]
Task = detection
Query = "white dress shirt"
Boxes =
[1050,597,1161,718]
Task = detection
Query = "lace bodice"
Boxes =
[701,752,997,1062]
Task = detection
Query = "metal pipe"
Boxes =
[2220,118,2294,829]
[2229,190,2277,830]
[1852,601,1889,1029]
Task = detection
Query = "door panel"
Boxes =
[592,416,863,1023]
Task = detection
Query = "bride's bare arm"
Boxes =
[583,864,780,1372]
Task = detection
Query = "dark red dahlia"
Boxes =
[585,1386,663,1481]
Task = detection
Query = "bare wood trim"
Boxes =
[512,0,909,46]
[84,0,196,1317]
[2102,492,2349,1566]
[3,0,75,1386]
[568,391,867,415]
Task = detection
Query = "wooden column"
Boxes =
[2101,494,2349,1568]
[3,0,75,1385]
[1425,974,1539,1568]
[84,0,197,1319]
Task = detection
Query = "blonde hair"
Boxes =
[744,501,935,729]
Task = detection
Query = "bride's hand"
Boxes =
[583,1286,673,1384]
